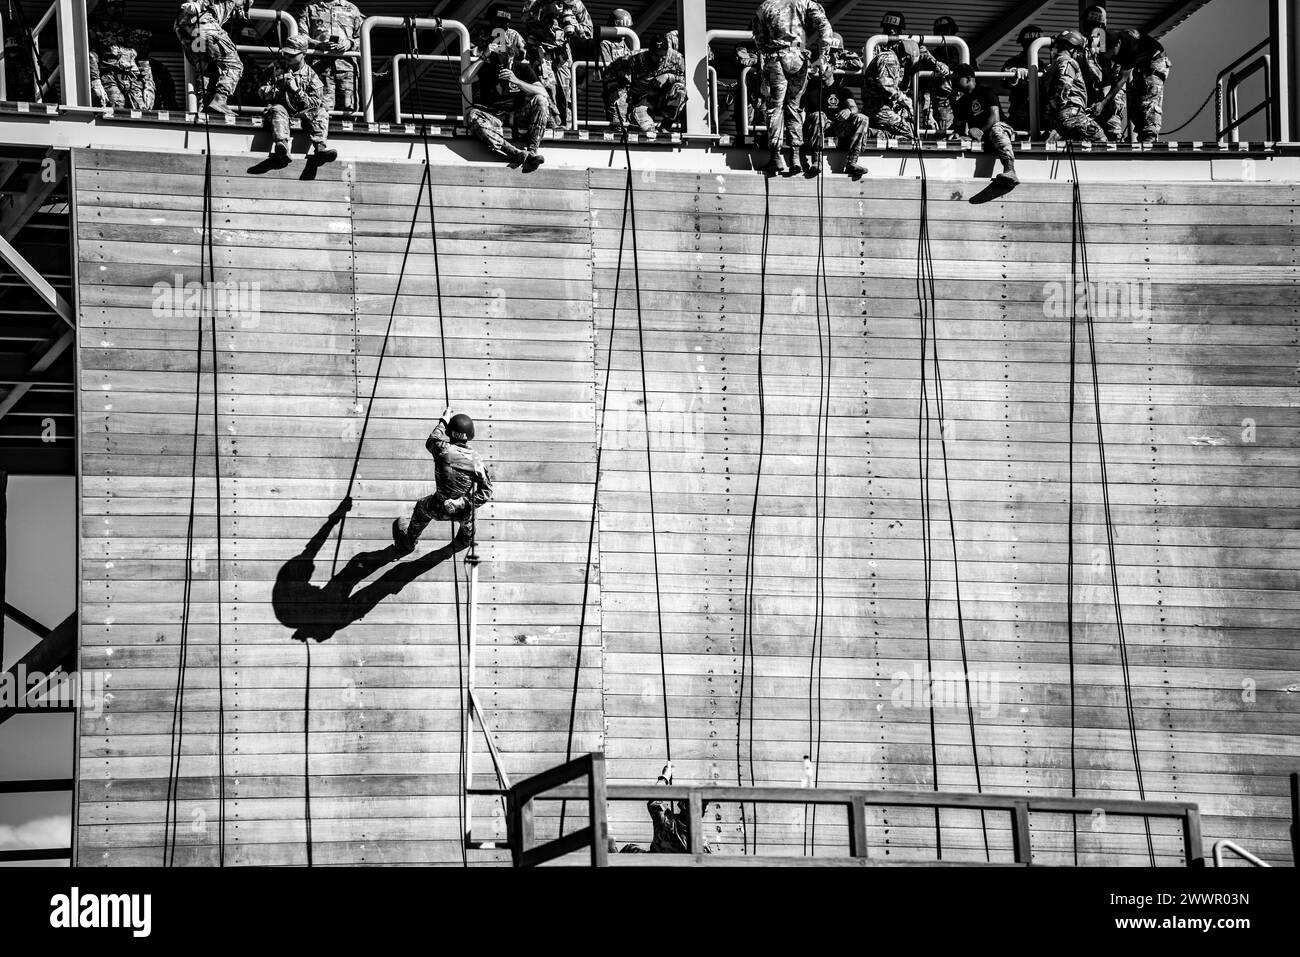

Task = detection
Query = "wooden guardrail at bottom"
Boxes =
[479,753,1213,868]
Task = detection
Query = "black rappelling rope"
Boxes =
[619,132,671,764]
[806,84,832,857]
[164,68,227,868]
[1065,146,1155,865]
[737,175,771,855]
[913,140,990,862]
[558,155,633,838]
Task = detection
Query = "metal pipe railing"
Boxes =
[1027,36,1053,141]
[390,52,460,123]
[569,25,641,131]
[863,32,970,67]
[360,17,470,124]
[912,69,1018,136]
[1217,41,1272,142]
[1212,840,1271,867]
[181,9,298,114]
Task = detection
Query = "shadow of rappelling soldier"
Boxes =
[273,497,462,643]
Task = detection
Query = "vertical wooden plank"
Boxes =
[588,753,609,866]
[1011,802,1032,865]
[1183,808,1205,868]
[848,796,868,858]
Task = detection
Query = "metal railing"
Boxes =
[488,753,1207,867]
[0,777,72,863]
[1217,40,1272,142]
[1212,840,1271,867]
[912,69,1019,137]
[360,17,470,123]
[569,25,641,131]
[181,9,299,114]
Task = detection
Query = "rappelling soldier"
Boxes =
[750,0,834,175]
[1045,30,1108,143]
[174,0,252,114]
[297,0,365,114]
[394,408,494,554]
[801,33,870,176]
[258,33,337,165]
[951,63,1018,188]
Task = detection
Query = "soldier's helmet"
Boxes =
[611,8,633,28]
[1083,4,1108,28]
[487,2,511,21]
[828,32,845,51]
[656,30,679,51]
[881,11,906,36]
[449,414,476,443]
[1019,25,1045,46]
[284,33,311,56]
[1055,29,1087,51]
[933,16,958,36]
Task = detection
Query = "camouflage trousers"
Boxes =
[465,96,549,159]
[101,65,155,110]
[762,48,809,149]
[603,80,630,130]
[177,25,242,99]
[264,103,329,148]
[868,100,915,138]
[980,121,1017,169]
[408,493,475,548]
[921,90,954,134]
[1129,57,1170,142]
[310,57,357,113]
[631,81,686,134]
[804,110,873,157]
[1051,108,1108,143]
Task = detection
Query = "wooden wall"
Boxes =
[76,149,1298,865]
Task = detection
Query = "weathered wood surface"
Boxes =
[76,151,1298,867]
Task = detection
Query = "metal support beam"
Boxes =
[1271,0,1298,142]
[0,233,74,327]
[1141,0,1215,38]
[5,603,52,639]
[54,0,90,106]
[683,0,710,136]
[0,611,77,727]
[635,0,677,35]
[1,150,66,242]
[971,0,1056,63]
[0,329,75,424]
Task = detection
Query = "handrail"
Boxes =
[570,25,641,131]
[390,53,460,124]
[359,17,470,124]
[181,9,298,114]
[1212,840,1270,867]
[1027,36,1053,141]
[912,69,1019,135]
[1217,41,1272,143]
[494,756,1206,866]
[505,753,608,867]
[863,33,970,67]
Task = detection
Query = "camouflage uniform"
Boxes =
[751,0,833,151]
[624,43,686,134]
[90,13,156,109]
[521,0,593,127]
[297,0,364,113]
[923,44,969,134]
[1129,41,1171,143]
[400,419,494,550]
[1001,53,1038,132]
[599,31,635,130]
[954,82,1016,174]
[864,39,947,138]
[259,59,330,150]
[1045,50,1107,142]
[174,0,249,101]
[465,36,550,162]
[1084,27,1122,139]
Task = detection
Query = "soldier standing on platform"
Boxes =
[297,0,364,114]
[175,0,252,114]
[750,0,834,176]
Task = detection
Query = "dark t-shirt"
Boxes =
[478,60,540,112]
[953,84,1002,132]
[804,78,857,116]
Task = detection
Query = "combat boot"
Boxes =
[994,159,1020,187]
[392,516,417,554]
[784,147,803,175]
[764,150,788,175]
[522,150,546,172]
[845,153,868,177]
[204,91,233,116]
[268,142,291,168]
[314,146,338,164]
[800,150,820,176]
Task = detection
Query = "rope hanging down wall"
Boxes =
[163,97,227,868]
[913,143,990,862]
[1065,146,1155,866]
